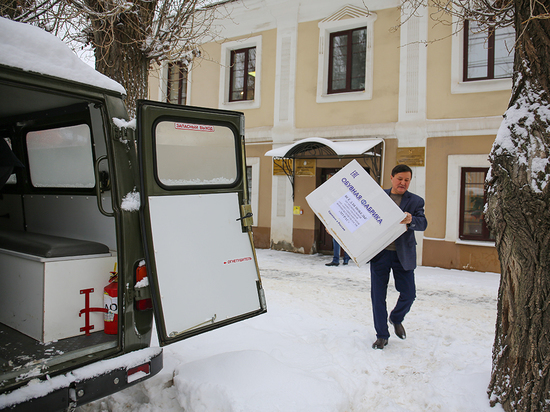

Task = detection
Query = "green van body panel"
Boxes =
[0,49,265,412]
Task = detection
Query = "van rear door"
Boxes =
[136,100,266,346]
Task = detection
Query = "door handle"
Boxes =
[95,155,114,217]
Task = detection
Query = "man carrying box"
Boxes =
[371,164,428,350]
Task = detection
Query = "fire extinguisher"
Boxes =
[104,263,118,335]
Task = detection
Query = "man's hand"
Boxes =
[400,212,412,225]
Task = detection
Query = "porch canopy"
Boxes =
[264,137,383,159]
[265,137,384,198]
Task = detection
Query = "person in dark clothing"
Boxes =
[325,236,350,267]
[370,164,427,349]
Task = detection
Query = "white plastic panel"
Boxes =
[148,192,260,337]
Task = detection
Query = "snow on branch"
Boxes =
[1,0,222,66]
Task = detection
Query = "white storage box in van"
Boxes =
[0,230,116,342]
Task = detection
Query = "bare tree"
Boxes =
[0,0,229,115]
[399,1,550,411]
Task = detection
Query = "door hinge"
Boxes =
[237,204,254,227]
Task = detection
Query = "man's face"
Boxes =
[390,171,412,195]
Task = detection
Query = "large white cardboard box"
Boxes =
[306,160,406,266]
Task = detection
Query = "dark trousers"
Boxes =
[331,238,350,264]
[370,249,416,339]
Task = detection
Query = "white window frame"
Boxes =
[166,61,190,105]
[317,12,377,103]
[159,61,193,106]
[219,36,262,110]
[451,16,512,94]
[246,157,260,227]
[446,154,494,246]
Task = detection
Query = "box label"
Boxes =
[329,192,371,233]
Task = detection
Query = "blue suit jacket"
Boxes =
[378,188,428,271]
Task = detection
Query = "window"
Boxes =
[219,36,262,110]
[317,7,376,103]
[229,47,256,102]
[459,167,493,241]
[167,62,188,105]
[26,124,95,188]
[155,121,237,187]
[328,27,366,94]
[464,20,514,81]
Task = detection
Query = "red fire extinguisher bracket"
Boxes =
[79,288,108,336]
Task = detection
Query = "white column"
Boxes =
[269,1,298,248]
[397,4,429,264]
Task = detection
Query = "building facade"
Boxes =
[148,0,513,273]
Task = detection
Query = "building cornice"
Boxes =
[244,116,503,144]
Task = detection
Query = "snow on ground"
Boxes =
[78,249,503,412]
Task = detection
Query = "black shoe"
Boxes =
[325,262,339,266]
[372,338,388,349]
[390,321,406,340]
[343,261,349,265]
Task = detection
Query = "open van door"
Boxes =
[136,100,267,346]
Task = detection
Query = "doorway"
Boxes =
[316,168,339,254]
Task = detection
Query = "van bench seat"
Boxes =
[0,229,109,258]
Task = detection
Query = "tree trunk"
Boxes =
[486,1,550,411]
[88,0,156,117]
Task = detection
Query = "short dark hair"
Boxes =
[391,164,413,177]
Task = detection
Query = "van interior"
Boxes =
[0,78,119,385]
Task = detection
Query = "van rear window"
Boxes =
[27,124,95,188]
[155,121,238,187]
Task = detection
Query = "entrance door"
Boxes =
[317,168,339,253]
[137,100,266,346]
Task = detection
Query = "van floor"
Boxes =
[0,323,117,377]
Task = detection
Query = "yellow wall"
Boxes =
[424,134,495,239]
[294,8,401,129]
[381,138,398,189]
[245,143,273,228]
[245,143,272,248]
[148,62,161,101]
[189,42,222,108]
[426,14,511,119]
[293,175,316,232]
[190,30,277,129]
[423,239,500,273]
[423,134,501,273]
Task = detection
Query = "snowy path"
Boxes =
[79,249,503,412]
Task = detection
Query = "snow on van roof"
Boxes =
[0,17,126,95]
